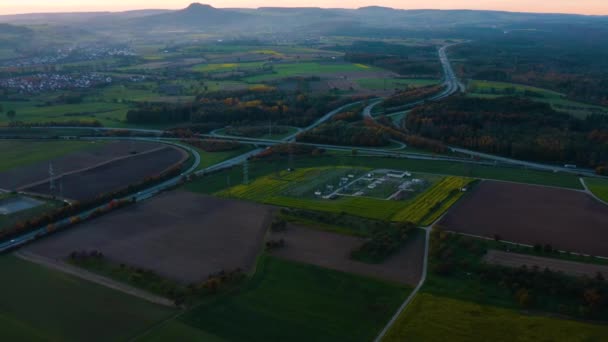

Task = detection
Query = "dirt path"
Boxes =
[14,251,175,307]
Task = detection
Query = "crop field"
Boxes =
[392,176,473,225]
[0,255,175,341]
[24,145,188,201]
[382,293,608,342]
[269,224,425,285]
[176,256,411,342]
[192,61,268,73]
[0,100,129,126]
[357,78,439,90]
[0,140,162,190]
[244,62,381,82]
[0,140,102,173]
[584,177,608,203]
[440,180,608,257]
[24,191,273,283]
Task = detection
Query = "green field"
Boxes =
[192,61,268,73]
[383,293,608,342]
[172,256,410,342]
[191,145,255,170]
[245,62,379,82]
[468,80,607,118]
[0,255,175,341]
[0,140,103,172]
[357,78,439,90]
[0,100,129,126]
[584,177,608,202]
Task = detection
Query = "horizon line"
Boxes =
[1,4,606,17]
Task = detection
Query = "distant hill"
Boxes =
[1,3,607,37]
[129,3,254,31]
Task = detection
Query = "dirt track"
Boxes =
[15,251,175,307]
[0,140,163,190]
[23,146,187,201]
[268,225,425,286]
[484,250,608,278]
[23,191,274,283]
[440,181,608,257]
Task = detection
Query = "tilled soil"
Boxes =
[23,146,187,201]
[440,180,608,257]
[268,224,425,286]
[23,191,274,284]
[0,140,163,190]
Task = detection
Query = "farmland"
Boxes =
[440,180,608,257]
[244,62,382,82]
[176,256,411,342]
[0,140,102,172]
[24,145,188,201]
[0,140,164,190]
[0,255,175,341]
[382,293,608,342]
[23,191,274,283]
[584,177,608,203]
[269,224,425,285]
[392,176,473,225]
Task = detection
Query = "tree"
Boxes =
[6,110,16,122]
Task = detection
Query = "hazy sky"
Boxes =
[1,0,608,15]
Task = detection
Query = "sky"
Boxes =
[1,0,607,16]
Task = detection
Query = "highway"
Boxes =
[0,42,599,252]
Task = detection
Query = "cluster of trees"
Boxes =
[382,84,444,109]
[224,125,288,138]
[406,96,608,170]
[183,139,242,152]
[351,222,416,263]
[430,229,608,320]
[127,88,371,129]
[364,116,448,154]
[340,41,441,77]
[296,120,390,147]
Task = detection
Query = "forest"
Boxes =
[406,96,608,171]
[126,89,370,130]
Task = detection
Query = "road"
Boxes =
[0,139,201,253]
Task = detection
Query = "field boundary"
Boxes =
[580,177,608,207]
[14,251,176,307]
